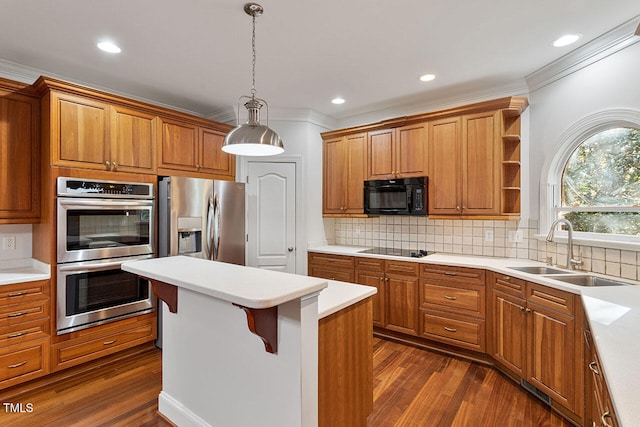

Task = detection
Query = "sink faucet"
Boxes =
[546,218,583,270]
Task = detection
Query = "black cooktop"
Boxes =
[359,247,435,258]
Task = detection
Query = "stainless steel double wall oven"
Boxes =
[56,177,156,334]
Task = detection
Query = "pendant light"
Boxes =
[222,3,284,156]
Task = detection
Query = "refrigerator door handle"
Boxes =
[212,192,220,261]
[206,194,214,260]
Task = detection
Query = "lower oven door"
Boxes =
[57,254,155,335]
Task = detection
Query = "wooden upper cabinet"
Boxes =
[53,92,110,169]
[158,118,235,180]
[428,117,461,215]
[110,105,156,173]
[367,124,428,180]
[461,111,500,216]
[0,87,40,223]
[428,112,500,217]
[322,133,367,216]
[199,127,235,178]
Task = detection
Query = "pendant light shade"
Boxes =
[222,3,284,156]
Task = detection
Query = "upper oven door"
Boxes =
[57,198,154,263]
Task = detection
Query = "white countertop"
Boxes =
[0,258,50,285]
[122,256,328,309]
[318,280,377,319]
[309,245,640,426]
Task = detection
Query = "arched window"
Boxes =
[555,127,640,237]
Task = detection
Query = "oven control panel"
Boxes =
[57,177,154,199]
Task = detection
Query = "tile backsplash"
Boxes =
[332,217,640,281]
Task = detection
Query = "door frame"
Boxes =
[239,155,305,274]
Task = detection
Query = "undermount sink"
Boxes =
[508,266,572,275]
[543,275,629,287]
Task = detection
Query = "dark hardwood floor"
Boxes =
[0,339,574,427]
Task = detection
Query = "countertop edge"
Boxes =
[318,280,377,319]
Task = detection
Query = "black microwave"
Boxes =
[364,177,427,215]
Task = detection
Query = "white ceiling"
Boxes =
[1,0,639,122]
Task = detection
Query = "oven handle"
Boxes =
[58,198,153,208]
[58,256,153,272]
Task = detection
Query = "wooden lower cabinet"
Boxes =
[308,253,355,283]
[0,338,50,389]
[355,258,385,327]
[489,273,583,422]
[385,270,419,336]
[318,297,373,427]
[585,316,620,427]
[51,314,156,372]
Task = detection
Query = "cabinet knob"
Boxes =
[456,206,461,211]
[111,161,118,171]
[105,160,111,170]
[196,164,201,169]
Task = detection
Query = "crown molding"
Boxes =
[209,106,337,130]
[335,79,529,129]
[526,15,640,93]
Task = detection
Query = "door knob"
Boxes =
[288,247,294,252]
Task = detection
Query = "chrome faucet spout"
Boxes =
[546,218,583,270]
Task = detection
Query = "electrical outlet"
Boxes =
[507,230,524,243]
[484,229,494,242]
[2,236,16,251]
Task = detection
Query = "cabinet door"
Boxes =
[158,118,198,171]
[344,133,367,214]
[367,129,395,179]
[0,94,39,222]
[396,123,428,177]
[110,106,156,173]
[490,290,526,378]
[527,302,577,411]
[428,118,461,215]
[53,92,110,170]
[385,274,419,336]
[461,112,500,215]
[199,127,235,179]
[323,137,346,214]
[356,269,385,327]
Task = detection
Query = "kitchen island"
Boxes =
[122,256,376,427]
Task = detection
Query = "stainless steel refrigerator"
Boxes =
[156,176,246,347]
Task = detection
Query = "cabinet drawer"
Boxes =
[386,260,419,276]
[0,280,49,304]
[420,280,485,318]
[0,338,49,388]
[355,257,384,272]
[421,264,485,285]
[51,318,156,371]
[0,300,49,328]
[492,273,526,298]
[0,319,49,346]
[526,282,574,316]
[420,310,485,352]
[309,266,355,283]
[308,253,355,269]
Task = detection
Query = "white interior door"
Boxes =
[246,162,296,272]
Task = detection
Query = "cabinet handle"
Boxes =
[444,327,457,333]
[103,339,117,346]
[105,160,111,170]
[444,271,457,276]
[518,305,526,311]
[385,277,389,282]
[524,308,531,313]
[112,161,118,171]
[8,360,28,369]
[589,361,600,376]
[379,277,383,282]
[601,412,613,427]
[461,206,466,211]
[8,291,27,297]
[7,331,26,338]
[502,276,510,281]
[456,206,461,212]
[196,164,201,169]
[7,312,26,318]
[444,295,457,301]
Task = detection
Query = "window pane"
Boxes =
[560,211,640,236]
[562,128,640,207]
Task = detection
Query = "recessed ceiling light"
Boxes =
[97,41,121,53]
[332,97,345,105]
[552,34,581,47]
[419,74,436,82]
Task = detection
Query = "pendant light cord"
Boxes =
[251,11,257,99]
